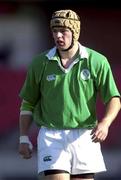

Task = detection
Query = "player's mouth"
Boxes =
[56,40,65,47]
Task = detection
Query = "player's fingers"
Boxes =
[20,150,32,159]
[21,153,32,159]
[19,143,32,159]
[92,132,106,143]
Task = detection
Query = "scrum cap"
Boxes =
[50,9,81,41]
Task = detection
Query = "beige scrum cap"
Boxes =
[50,9,81,41]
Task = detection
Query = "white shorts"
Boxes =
[37,127,106,175]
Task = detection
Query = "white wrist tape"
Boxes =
[19,136,33,150]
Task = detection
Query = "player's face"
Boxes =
[52,27,73,51]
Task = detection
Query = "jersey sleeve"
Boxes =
[95,58,120,104]
[20,99,34,112]
[19,55,46,106]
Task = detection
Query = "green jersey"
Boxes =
[20,43,120,129]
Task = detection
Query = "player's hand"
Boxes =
[19,143,33,159]
[90,121,109,143]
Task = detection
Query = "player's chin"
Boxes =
[56,43,66,50]
[57,46,68,51]
[56,44,64,49]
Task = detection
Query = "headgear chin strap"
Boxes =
[50,9,81,51]
[61,39,74,51]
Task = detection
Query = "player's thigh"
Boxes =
[70,173,94,180]
[71,178,94,180]
[38,172,70,180]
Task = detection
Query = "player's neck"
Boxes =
[59,42,79,61]
[58,42,79,69]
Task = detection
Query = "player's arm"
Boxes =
[91,96,121,143]
[19,100,34,159]
[101,96,121,127]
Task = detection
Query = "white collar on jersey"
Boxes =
[46,43,89,60]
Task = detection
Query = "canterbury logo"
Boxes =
[46,74,56,81]
[43,155,52,162]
